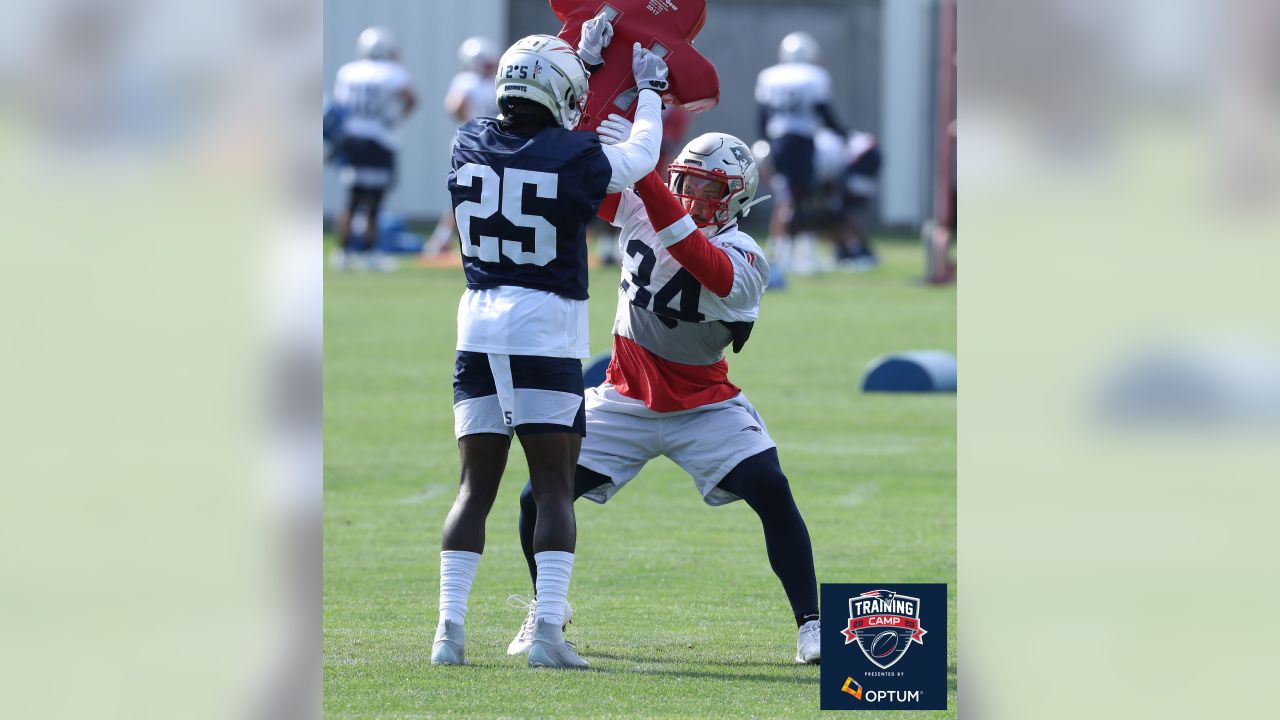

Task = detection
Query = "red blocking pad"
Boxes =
[551,0,720,131]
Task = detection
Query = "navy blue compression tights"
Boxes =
[517,447,819,627]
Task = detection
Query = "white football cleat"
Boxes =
[431,619,466,666]
[329,248,350,271]
[347,252,371,273]
[507,595,573,655]
[796,619,821,664]
[369,252,399,273]
[527,618,589,669]
[790,259,818,277]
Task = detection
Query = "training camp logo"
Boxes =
[841,589,927,669]
[821,583,947,710]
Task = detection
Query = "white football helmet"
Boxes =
[459,36,499,72]
[779,31,819,63]
[667,133,769,233]
[495,35,591,130]
[357,27,398,61]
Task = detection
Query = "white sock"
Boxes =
[533,551,575,626]
[770,235,792,269]
[797,233,816,266]
[438,550,481,625]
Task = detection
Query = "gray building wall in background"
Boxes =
[322,1,934,228]
[507,0,880,137]
[681,1,883,142]
[510,0,932,228]
[323,0,506,220]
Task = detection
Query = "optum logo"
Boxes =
[843,680,923,704]
[865,690,921,703]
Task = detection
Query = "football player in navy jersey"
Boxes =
[432,22,670,670]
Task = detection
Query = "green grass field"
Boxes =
[324,235,956,718]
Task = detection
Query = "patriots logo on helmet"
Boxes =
[729,144,754,171]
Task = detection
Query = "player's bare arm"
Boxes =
[397,85,418,121]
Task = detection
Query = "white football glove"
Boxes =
[577,13,614,66]
[631,43,669,94]
[596,113,633,146]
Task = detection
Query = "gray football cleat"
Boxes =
[796,619,821,664]
[431,619,466,666]
[507,595,573,655]
[527,618,589,669]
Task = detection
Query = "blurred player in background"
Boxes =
[755,31,847,275]
[835,129,882,269]
[424,37,501,257]
[330,27,418,272]
[322,93,344,164]
[432,23,671,670]
[445,36,501,123]
[509,125,823,665]
[810,128,882,271]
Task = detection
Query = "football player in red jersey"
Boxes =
[507,123,823,665]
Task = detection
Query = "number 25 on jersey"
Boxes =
[454,163,559,266]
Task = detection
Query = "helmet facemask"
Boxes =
[668,166,746,231]
[668,133,769,234]
[555,75,590,130]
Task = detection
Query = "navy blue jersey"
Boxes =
[448,118,613,301]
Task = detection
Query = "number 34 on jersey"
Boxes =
[619,238,706,324]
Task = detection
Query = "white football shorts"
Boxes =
[577,384,777,506]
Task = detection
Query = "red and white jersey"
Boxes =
[599,189,770,414]
[813,128,851,185]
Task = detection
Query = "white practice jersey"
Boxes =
[608,191,769,365]
[456,287,591,359]
[846,130,880,195]
[333,59,412,148]
[755,62,832,139]
[446,70,498,121]
[813,128,850,184]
